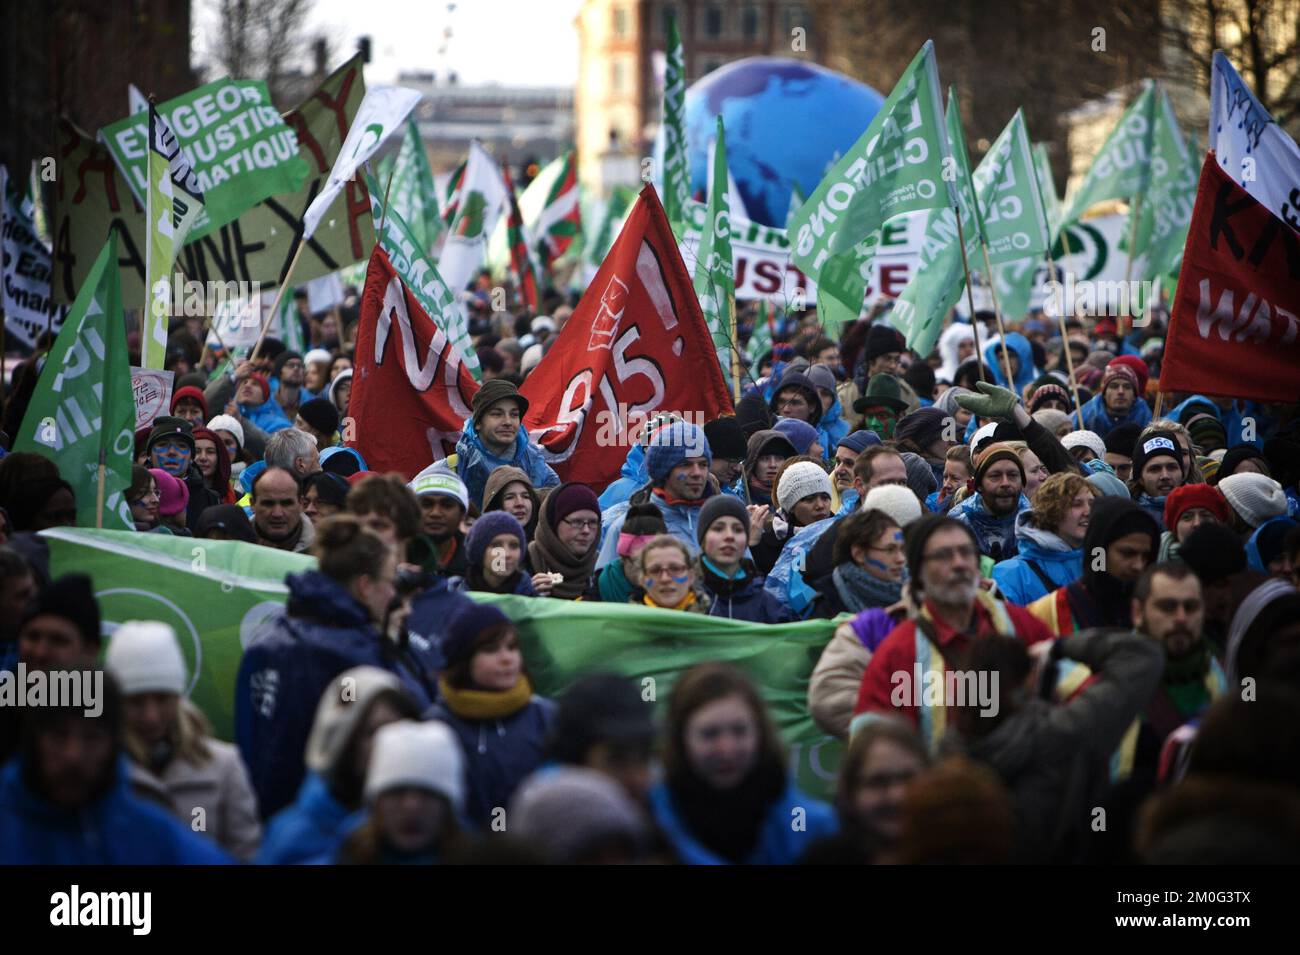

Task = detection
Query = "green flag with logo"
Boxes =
[661,11,692,233]
[888,89,982,357]
[789,41,953,330]
[693,116,739,392]
[15,234,134,530]
[1060,82,1156,226]
[378,116,443,256]
[747,299,776,365]
[45,527,845,798]
[364,171,481,380]
[1033,143,1062,244]
[1132,86,1197,285]
[972,109,1050,266]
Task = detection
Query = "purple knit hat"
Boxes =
[465,511,527,569]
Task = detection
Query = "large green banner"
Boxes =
[44,529,845,797]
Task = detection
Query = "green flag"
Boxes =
[378,116,443,256]
[661,10,692,233]
[101,78,310,241]
[789,41,953,330]
[1060,82,1156,225]
[15,234,134,530]
[1132,87,1197,284]
[1032,143,1062,244]
[888,89,982,357]
[693,116,739,392]
[746,299,777,365]
[972,109,1050,266]
[45,527,844,798]
[364,171,481,380]
[584,185,637,269]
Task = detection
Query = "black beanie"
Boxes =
[273,350,303,378]
[298,397,340,435]
[19,573,101,648]
[704,417,747,461]
[904,515,977,595]
[1179,522,1249,587]
[1131,430,1184,478]
[1104,422,1143,457]
[1215,444,1270,485]
[696,494,751,545]
[550,673,656,764]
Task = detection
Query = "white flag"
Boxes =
[1209,51,1300,230]
[438,141,508,295]
[128,83,149,115]
[301,85,422,240]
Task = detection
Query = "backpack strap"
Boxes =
[1023,559,1058,594]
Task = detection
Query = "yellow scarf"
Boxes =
[643,590,696,611]
[437,675,533,720]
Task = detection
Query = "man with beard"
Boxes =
[850,516,1055,752]
[1028,497,1160,635]
[0,675,230,863]
[949,442,1031,562]
[251,467,314,553]
[1129,431,1186,530]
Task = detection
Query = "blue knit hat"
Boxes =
[465,511,527,570]
[838,430,882,454]
[646,421,711,484]
[773,417,819,455]
[442,601,512,667]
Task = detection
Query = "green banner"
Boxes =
[45,528,845,798]
[364,171,481,380]
[53,56,375,308]
[693,116,738,390]
[789,41,951,324]
[100,78,310,240]
[973,109,1050,265]
[15,236,134,530]
[1060,81,1155,226]
[661,11,692,233]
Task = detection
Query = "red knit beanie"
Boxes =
[1163,483,1230,532]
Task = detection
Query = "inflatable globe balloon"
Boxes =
[684,57,884,227]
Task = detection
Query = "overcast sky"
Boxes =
[195,0,584,88]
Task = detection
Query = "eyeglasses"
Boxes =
[868,544,905,558]
[922,544,978,563]
[645,564,689,578]
[561,517,599,531]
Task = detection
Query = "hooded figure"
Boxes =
[530,482,603,599]
[807,365,847,461]
[983,332,1038,397]
[768,371,825,427]
[1027,498,1160,635]
[482,465,542,543]
[936,322,978,383]
[741,430,797,507]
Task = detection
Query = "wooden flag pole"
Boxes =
[979,242,1017,390]
[954,213,987,383]
[248,239,307,364]
[95,456,107,530]
[1045,251,1085,418]
[729,306,741,404]
[377,161,398,238]
[1122,194,1142,339]
[1152,391,1165,421]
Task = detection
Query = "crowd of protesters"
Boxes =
[1,283,1298,865]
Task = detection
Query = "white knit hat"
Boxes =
[365,721,465,811]
[861,484,923,527]
[1061,430,1106,461]
[304,348,333,367]
[970,420,999,451]
[1218,473,1288,528]
[207,414,245,451]
[105,621,187,696]
[520,342,545,376]
[776,461,833,513]
[305,667,406,775]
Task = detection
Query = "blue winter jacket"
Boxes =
[991,511,1084,606]
[597,483,717,570]
[598,444,648,511]
[816,397,849,464]
[649,779,838,865]
[1246,516,1299,573]
[240,396,294,435]
[950,492,1032,561]
[764,514,841,618]
[405,576,476,664]
[258,771,361,865]
[0,756,231,865]
[1073,392,1152,434]
[455,420,559,510]
[985,333,1038,397]
[425,695,558,827]
[235,570,436,819]
[700,560,798,623]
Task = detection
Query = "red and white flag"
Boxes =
[520,184,733,488]
[348,245,479,478]
[1161,152,1300,403]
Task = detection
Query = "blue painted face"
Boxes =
[151,437,192,477]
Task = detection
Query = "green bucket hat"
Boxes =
[853,374,909,414]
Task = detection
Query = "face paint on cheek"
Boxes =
[864,558,892,572]
[670,574,690,585]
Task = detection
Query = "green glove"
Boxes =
[954,381,1018,421]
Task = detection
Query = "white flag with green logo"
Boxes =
[301,85,422,240]
[1060,82,1156,226]
[693,116,738,391]
[439,141,508,297]
[378,115,443,255]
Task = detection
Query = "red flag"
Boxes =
[520,185,733,488]
[1162,152,1300,402]
[503,162,540,312]
[348,245,479,479]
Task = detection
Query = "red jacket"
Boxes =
[853,598,1055,728]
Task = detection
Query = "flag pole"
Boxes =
[95,454,106,529]
[1122,194,1142,339]
[378,160,398,238]
[249,239,307,364]
[1045,252,1085,417]
[1152,391,1165,420]
[729,306,740,404]
[979,243,1017,390]
[953,213,987,383]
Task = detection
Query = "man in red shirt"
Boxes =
[851,515,1055,748]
